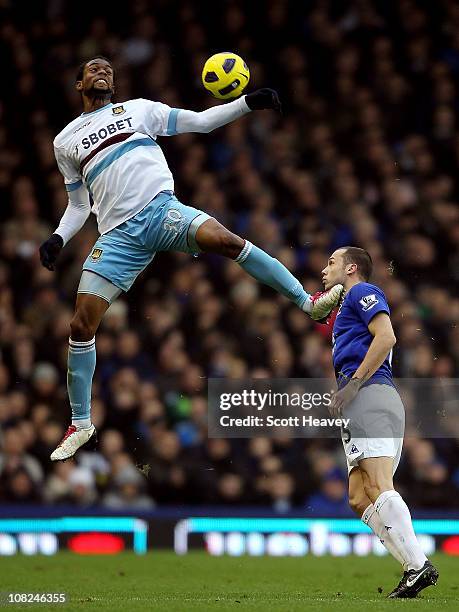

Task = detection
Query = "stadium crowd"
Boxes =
[0,0,458,512]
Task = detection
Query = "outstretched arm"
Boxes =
[175,96,250,134]
[173,89,281,134]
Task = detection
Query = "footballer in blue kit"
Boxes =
[332,281,394,388]
[322,246,438,598]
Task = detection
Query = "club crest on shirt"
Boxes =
[359,294,379,311]
[112,105,126,115]
[90,247,103,262]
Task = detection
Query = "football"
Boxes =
[202,52,250,100]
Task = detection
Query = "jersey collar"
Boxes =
[81,103,114,117]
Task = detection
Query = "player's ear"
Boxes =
[346,263,357,275]
[76,80,83,92]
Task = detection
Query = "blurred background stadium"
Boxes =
[0,0,458,557]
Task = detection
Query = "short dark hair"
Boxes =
[76,56,113,81]
[340,246,373,281]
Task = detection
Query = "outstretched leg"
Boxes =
[195,218,312,311]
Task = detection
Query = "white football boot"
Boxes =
[50,424,97,461]
[309,284,344,321]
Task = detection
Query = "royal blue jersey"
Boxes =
[332,282,394,388]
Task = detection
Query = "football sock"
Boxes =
[362,503,406,567]
[235,241,311,310]
[374,490,428,571]
[68,337,96,430]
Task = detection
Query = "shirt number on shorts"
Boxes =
[163,209,183,234]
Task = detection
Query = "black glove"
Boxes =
[39,234,64,271]
[245,88,282,112]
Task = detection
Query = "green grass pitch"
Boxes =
[0,552,457,611]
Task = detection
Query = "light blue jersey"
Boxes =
[54,97,251,294]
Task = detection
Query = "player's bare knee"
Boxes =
[218,230,244,258]
[348,481,370,516]
[204,229,243,258]
[360,484,374,503]
[348,495,360,515]
[195,218,244,257]
[349,494,368,517]
[362,479,392,503]
[70,310,97,341]
[360,463,393,502]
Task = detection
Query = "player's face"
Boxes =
[322,250,347,289]
[77,59,114,97]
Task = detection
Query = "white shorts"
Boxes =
[340,383,405,475]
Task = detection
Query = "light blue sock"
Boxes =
[68,338,96,429]
[235,241,311,310]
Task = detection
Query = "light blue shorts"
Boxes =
[82,191,211,292]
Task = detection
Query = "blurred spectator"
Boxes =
[66,467,97,507]
[103,464,155,509]
[306,468,352,516]
[0,427,44,502]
